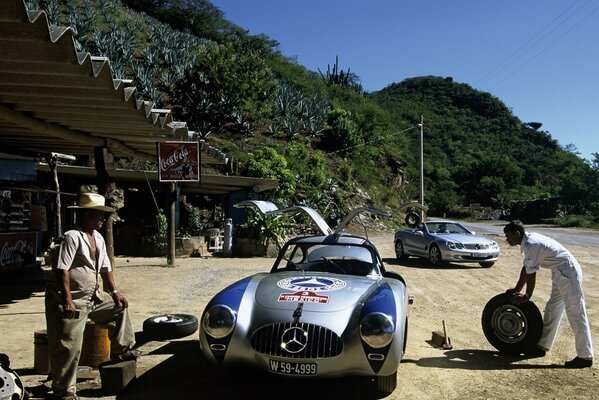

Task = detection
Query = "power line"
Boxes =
[474,0,584,88]
[487,3,599,91]
[476,0,597,90]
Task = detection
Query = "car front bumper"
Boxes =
[441,248,499,263]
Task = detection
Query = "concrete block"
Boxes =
[99,360,136,394]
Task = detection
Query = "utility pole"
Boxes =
[418,116,424,218]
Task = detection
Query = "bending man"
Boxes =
[504,220,593,368]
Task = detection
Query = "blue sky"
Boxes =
[210,0,599,162]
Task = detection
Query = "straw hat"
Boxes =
[68,192,114,212]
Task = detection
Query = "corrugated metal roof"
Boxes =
[0,0,227,164]
[35,163,279,196]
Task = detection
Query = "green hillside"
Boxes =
[27,0,599,226]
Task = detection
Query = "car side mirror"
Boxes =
[415,230,424,236]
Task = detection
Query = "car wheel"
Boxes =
[375,371,397,395]
[143,313,199,341]
[481,293,543,355]
[394,240,406,259]
[428,244,442,266]
[479,261,495,268]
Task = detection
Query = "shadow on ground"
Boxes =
[0,276,45,308]
[383,257,479,270]
[103,340,390,400]
[403,348,563,370]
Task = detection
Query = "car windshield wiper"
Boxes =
[321,257,347,274]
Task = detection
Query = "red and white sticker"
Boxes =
[278,290,329,304]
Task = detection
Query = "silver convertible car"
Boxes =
[394,220,500,267]
[199,201,419,395]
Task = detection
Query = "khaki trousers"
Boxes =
[45,290,136,397]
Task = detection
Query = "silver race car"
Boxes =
[394,220,500,267]
[199,202,422,395]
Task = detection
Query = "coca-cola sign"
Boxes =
[0,232,36,273]
[158,141,200,182]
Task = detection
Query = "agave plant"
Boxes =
[43,0,61,25]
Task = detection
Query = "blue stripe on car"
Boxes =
[204,276,252,362]
[360,282,396,373]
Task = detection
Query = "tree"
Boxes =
[240,147,296,206]
[318,108,361,153]
[170,42,275,133]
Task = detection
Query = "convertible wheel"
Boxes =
[428,244,442,266]
[143,313,199,341]
[375,371,397,395]
[479,261,495,268]
[481,293,543,355]
[394,240,406,259]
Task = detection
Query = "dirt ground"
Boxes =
[1,227,598,400]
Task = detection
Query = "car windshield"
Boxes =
[272,242,377,276]
[425,222,470,234]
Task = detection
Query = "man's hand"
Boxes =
[62,299,80,319]
[511,292,530,304]
[112,292,129,309]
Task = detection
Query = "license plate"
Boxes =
[268,359,317,375]
[471,253,488,258]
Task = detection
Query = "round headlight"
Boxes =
[360,312,394,348]
[202,305,236,339]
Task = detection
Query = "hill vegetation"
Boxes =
[28,0,599,226]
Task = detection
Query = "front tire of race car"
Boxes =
[375,371,397,395]
[143,313,199,341]
[481,293,543,355]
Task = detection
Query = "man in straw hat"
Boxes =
[45,193,139,400]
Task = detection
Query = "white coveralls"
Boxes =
[45,229,136,397]
[522,232,593,359]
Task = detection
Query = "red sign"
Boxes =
[0,232,37,273]
[158,141,200,182]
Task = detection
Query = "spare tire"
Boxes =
[404,211,421,228]
[481,293,543,355]
[143,313,198,341]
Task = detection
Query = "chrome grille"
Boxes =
[251,322,343,358]
[464,243,491,250]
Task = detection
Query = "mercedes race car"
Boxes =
[199,201,424,394]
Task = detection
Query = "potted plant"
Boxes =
[234,211,289,257]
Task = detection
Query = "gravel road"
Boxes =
[1,227,597,399]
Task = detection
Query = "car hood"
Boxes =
[254,273,380,312]
[435,233,494,244]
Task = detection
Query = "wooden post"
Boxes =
[94,147,114,267]
[167,182,176,266]
[47,155,62,237]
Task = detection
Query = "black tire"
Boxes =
[375,371,397,395]
[143,313,199,341]
[480,261,495,268]
[481,293,543,355]
[428,243,442,266]
[394,240,406,259]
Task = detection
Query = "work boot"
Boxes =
[564,357,593,368]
